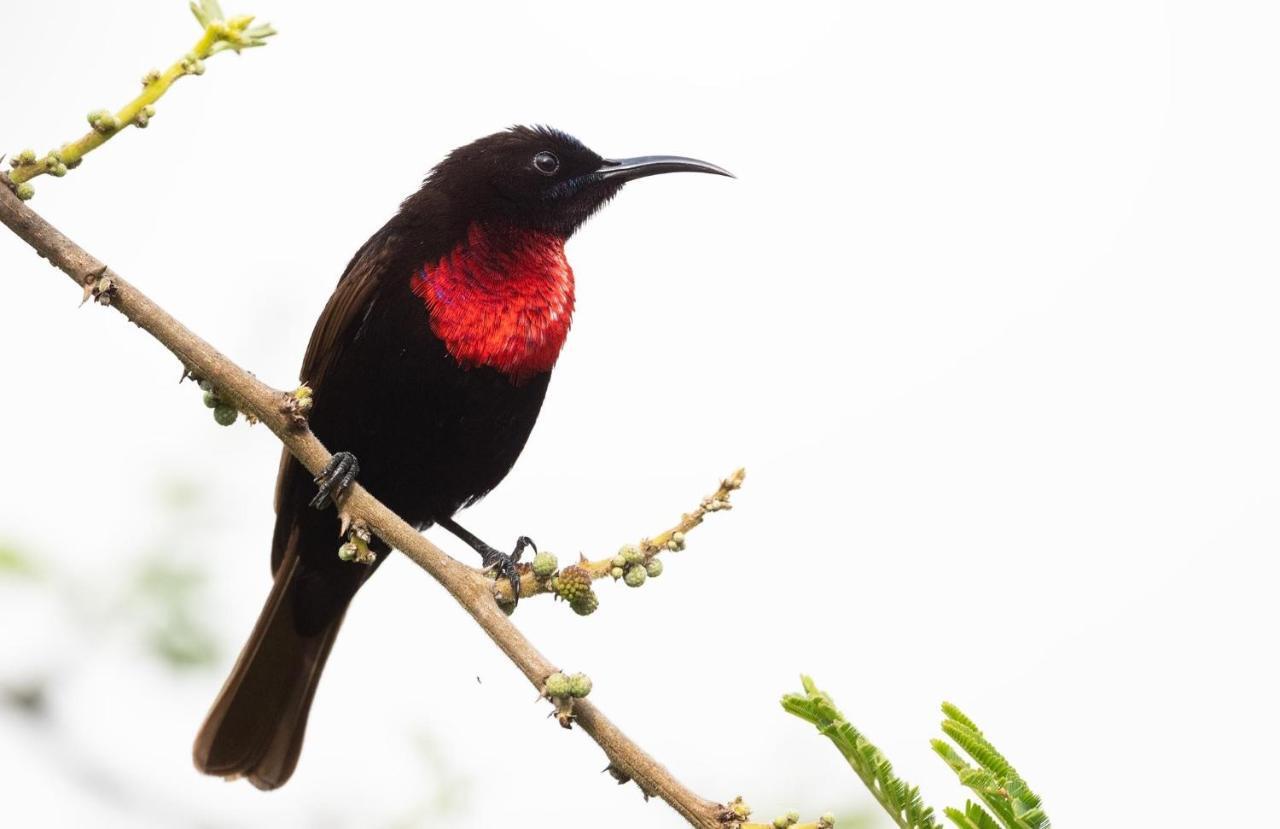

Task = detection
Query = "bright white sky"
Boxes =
[2,1,1278,826]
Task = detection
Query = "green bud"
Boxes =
[818,814,836,828]
[87,110,117,133]
[570,591,598,616]
[620,544,643,565]
[14,183,34,200]
[645,558,663,578]
[544,672,571,698]
[337,542,358,561]
[48,162,67,177]
[142,69,162,86]
[213,404,238,426]
[610,566,624,579]
[611,554,626,568]
[567,672,592,698]
[202,390,220,408]
[198,379,214,391]
[14,149,37,165]
[623,564,646,588]
[667,531,686,552]
[530,550,558,578]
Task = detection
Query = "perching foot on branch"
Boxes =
[310,450,359,509]
[439,517,533,603]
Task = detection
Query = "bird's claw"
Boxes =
[484,536,536,604]
[310,451,360,510]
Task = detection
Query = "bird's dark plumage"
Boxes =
[193,126,729,788]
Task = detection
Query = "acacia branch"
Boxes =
[5,0,275,196]
[0,185,734,828]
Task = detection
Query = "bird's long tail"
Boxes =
[192,551,351,790]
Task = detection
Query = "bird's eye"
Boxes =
[533,151,560,175]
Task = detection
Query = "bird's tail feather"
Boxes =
[192,553,349,790]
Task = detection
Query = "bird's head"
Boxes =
[422,125,732,237]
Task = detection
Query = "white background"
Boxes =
[2,1,1278,826]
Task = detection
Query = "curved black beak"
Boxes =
[595,155,734,183]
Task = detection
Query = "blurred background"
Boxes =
[2,0,1278,825]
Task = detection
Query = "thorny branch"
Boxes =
[0,184,743,828]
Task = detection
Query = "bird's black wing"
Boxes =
[270,233,394,571]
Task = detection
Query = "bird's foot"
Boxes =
[481,536,536,604]
[310,451,360,510]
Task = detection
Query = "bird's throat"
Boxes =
[410,223,575,382]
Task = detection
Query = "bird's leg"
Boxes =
[437,517,534,602]
[309,451,360,510]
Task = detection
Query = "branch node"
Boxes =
[338,518,375,564]
[281,383,313,429]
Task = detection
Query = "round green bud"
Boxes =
[530,550,558,578]
[620,544,644,565]
[567,672,592,698]
[819,814,836,828]
[611,554,626,568]
[610,566,624,579]
[337,542,358,561]
[202,389,220,408]
[198,379,214,391]
[48,163,67,177]
[213,404,238,426]
[15,183,34,200]
[623,564,647,588]
[667,531,687,552]
[570,591,598,616]
[15,149,37,165]
[552,564,592,603]
[773,819,788,829]
[645,559,663,578]
[544,672,571,698]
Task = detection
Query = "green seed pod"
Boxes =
[202,390,220,408]
[570,591,598,616]
[567,672,592,698]
[14,183,34,200]
[213,404,238,426]
[544,672,571,698]
[645,559,663,578]
[610,566,624,579]
[552,564,592,604]
[623,564,646,588]
[530,550,558,578]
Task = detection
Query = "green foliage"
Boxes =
[781,679,1051,829]
[0,542,40,578]
[782,676,942,829]
[932,704,1049,829]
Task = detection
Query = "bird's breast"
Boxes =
[410,222,575,383]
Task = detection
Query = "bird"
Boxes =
[192,125,730,789]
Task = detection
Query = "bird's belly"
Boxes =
[310,340,551,529]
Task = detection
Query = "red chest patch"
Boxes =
[410,223,575,382]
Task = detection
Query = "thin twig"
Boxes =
[0,184,730,828]
[4,1,275,193]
